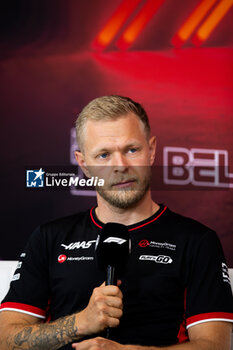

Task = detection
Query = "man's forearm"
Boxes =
[4,314,81,350]
[125,339,221,350]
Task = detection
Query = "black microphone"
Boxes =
[95,222,131,338]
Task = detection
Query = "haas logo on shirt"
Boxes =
[61,240,96,250]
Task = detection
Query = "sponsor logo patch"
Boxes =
[67,256,94,261]
[61,240,96,250]
[222,262,231,285]
[139,255,173,264]
[138,240,176,250]
[58,254,67,263]
[103,237,127,245]
[139,240,150,247]
[58,254,94,262]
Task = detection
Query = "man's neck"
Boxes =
[95,191,160,226]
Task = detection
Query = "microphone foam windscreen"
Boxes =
[95,222,131,270]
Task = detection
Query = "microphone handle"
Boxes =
[106,265,116,339]
[106,265,116,286]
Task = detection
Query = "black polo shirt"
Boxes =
[1,204,233,348]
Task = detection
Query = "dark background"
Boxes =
[0,0,232,265]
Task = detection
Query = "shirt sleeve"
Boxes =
[0,226,50,319]
[185,229,233,329]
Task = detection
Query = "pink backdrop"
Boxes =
[0,0,232,265]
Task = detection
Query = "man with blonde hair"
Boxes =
[0,95,232,350]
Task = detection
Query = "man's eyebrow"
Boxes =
[125,142,141,148]
[91,147,111,155]
[91,140,143,155]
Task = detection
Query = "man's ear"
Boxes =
[149,136,157,166]
[74,151,90,178]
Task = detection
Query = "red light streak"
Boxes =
[117,0,165,50]
[92,0,142,51]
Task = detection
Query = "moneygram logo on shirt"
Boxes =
[26,168,104,188]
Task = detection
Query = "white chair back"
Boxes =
[0,261,18,302]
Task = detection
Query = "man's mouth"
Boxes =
[111,180,136,188]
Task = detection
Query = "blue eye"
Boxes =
[128,148,137,153]
[99,153,109,159]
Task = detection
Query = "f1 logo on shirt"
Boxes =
[58,254,67,263]
[103,237,127,245]
[139,255,173,264]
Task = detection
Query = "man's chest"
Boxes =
[48,228,185,318]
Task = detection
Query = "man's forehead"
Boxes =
[81,113,147,153]
[85,113,144,133]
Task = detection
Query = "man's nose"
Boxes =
[112,153,128,172]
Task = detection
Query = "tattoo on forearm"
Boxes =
[14,327,32,346]
[8,315,78,350]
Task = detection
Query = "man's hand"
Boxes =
[76,281,123,336]
[72,337,124,350]
[0,281,123,350]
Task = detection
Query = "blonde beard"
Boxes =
[96,177,150,209]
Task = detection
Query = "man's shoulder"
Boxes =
[20,208,96,262]
[165,206,216,240]
[30,208,93,242]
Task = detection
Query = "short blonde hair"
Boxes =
[75,95,151,152]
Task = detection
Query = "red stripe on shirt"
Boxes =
[90,207,102,228]
[90,206,167,230]
[177,288,189,343]
[0,302,46,317]
[129,206,167,231]
[187,312,233,326]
